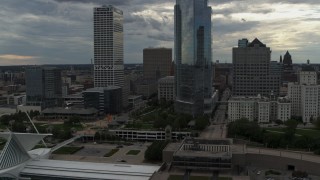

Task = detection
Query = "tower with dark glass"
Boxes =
[174,0,213,116]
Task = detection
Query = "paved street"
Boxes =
[200,89,230,139]
[199,124,227,139]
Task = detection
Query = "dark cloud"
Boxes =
[213,19,260,35]
[53,0,131,6]
[147,34,173,42]
[0,0,319,65]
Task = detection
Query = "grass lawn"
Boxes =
[104,149,119,157]
[168,175,210,180]
[265,128,320,138]
[219,177,232,180]
[52,146,83,154]
[126,150,140,155]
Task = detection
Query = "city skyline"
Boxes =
[0,0,320,65]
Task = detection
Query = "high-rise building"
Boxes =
[143,48,172,81]
[26,67,62,110]
[232,38,282,96]
[288,65,320,123]
[93,5,128,108]
[283,51,293,69]
[174,0,213,116]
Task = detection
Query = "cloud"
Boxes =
[0,54,39,60]
[53,0,131,6]
[0,54,40,65]
[0,0,319,65]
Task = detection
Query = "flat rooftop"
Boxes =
[21,159,160,180]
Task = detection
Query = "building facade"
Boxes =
[143,48,172,80]
[158,76,175,101]
[83,86,122,115]
[93,5,128,108]
[228,95,291,122]
[232,38,282,97]
[26,67,62,110]
[174,0,213,116]
[288,66,320,122]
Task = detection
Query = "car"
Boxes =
[257,171,261,175]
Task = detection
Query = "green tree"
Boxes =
[284,119,299,141]
[313,117,320,129]
[195,115,209,130]
[144,141,169,161]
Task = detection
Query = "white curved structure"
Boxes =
[0,132,52,179]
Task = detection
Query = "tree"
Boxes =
[284,119,299,141]
[314,117,320,129]
[144,141,169,161]
[195,115,209,130]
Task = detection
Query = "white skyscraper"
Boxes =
[93,5,128,108]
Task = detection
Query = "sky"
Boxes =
[0,0,320,65]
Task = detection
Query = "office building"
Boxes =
[158,76,175,101]
[228,95,291,122]
[288,65,320,122]
[143,48,172,80]
[26,67,62,110]
[232,38,282,97]
[283,51,293,69]
[163,138,232,170]
[174,0,213,116]
[93,5,128,108]
[83,86,122,115]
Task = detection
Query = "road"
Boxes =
[200,89,230,139]
[212,88,230,124]
[199,124,227,139]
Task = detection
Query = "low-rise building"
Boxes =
[158,76,175,101]
[83,86,122,115]
[228,95,291,122]
[41,107,98,120]
[128,95,143,109]
[110,128,190,141]
[163,138,232,170]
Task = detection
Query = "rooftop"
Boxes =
[247,38,266,47]
[42,107,98,115]
[84,86,121,93]
[21,159,159,180]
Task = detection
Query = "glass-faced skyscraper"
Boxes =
[93,5,128,108]
[174,0,213,116]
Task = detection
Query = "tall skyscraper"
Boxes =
[93,5,128,108]
[232,38,282,96]
[174,0,213,116]
[26,67,62,110]
[143,48,172,81]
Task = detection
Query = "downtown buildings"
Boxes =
[93,5,128,108]
[25,67,62,110]
[174,0,214,116]
[232,38,282,97]
[288,65,320,123]
[143,48,172,81]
